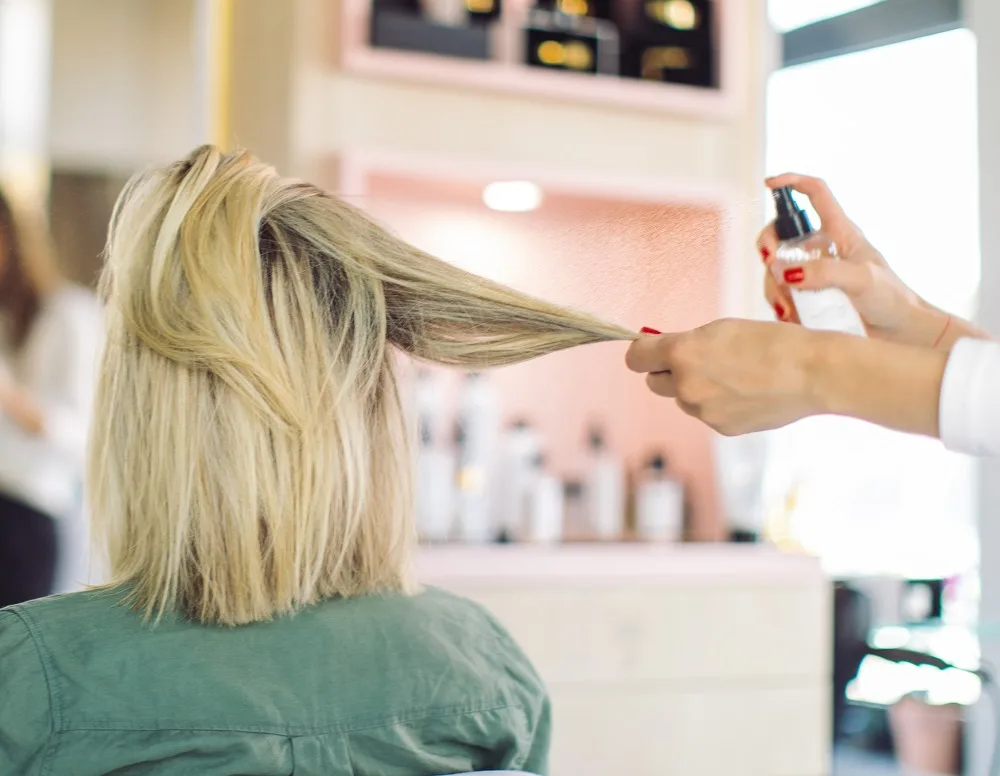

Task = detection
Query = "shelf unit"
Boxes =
[336,0,748,118]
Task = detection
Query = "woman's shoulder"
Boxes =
[2,587,129,635]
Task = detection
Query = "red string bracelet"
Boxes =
[933,314,952,348]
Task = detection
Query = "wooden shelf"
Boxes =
[336,0,747,119]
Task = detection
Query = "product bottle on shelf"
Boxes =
[562,479,587,540]
[497,419,543,540]
[524,454,564,544]
[413,371,456,543]
[455,373,502,543]
[416,422,457,543]
[585,427,625,541]
[635,454,685,542]
[419,0,468,26]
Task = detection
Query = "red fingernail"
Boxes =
[784,267,805,284]
[760,247,770,261]
[774,302,785,319]
[640,326,662,335]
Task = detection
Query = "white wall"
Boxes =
[48,0,201,173]
[968,0,1000,772]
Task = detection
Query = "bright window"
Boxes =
[764,29,979,579]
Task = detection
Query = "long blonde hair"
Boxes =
[90,146,636,625]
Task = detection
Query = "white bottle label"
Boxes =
[790,287,867,337]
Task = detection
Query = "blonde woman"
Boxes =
[0,188,102,607]
[0,146,638,776]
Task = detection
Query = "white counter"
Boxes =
[418,544,831,776]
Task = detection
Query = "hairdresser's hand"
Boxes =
[626,319,823,436]
[628,320,947,439]
[758,174,932,343]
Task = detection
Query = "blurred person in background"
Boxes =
[0,146,642,775]
[627,174,1000,455]
[0,188,102,608]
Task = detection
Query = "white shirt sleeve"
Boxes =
[17,288,103,462]
[939,337,1000,455]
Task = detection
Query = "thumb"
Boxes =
[771,259,870,299]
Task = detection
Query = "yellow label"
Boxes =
[646,0,700,30]
[537,40,594,70]
[558,0,590,16]
[466,0,495,12]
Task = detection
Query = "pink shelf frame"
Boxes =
[336,0,748,119]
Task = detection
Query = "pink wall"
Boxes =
[363,173,725,540]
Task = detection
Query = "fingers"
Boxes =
[756,223,779,262]
[764,271,799,323]
[646,371,677,398]
[771,258,870,297]
[625,333,679,374]
[764,173,847,229]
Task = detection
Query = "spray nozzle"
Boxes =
[772,186,814,240]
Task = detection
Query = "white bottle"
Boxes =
[455,373,501,543]
[416,425,457,543]
[586,428,625,541]
[414,371,456,543]
[636,455,685,542]
[772,186,867,337]
[497,420,543,539]
[525,455,564,544]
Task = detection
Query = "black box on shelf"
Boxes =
[370,4,493,60]
[615,0,717,88]
[523,8,619,75]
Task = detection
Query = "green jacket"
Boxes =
[0,586,550,775]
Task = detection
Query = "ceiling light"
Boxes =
[482,181,543,213]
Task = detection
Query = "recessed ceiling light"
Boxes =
[482,181,543,213]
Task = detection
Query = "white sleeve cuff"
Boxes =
[939,338,1000,456]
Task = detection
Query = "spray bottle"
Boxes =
[772,186,867,337]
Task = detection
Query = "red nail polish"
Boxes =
[760,247,770,261]
[784,267,805,284]
[774,303,785,320]
[640,326,662,335]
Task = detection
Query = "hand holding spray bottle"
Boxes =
[772,186,867,337]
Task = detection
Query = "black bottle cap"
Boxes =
[589,427,605,450]
[647,454,666,471]
[772,186,814,241]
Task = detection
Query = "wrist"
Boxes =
[803,331,854,416]
[892,298,951,347]
[804,331,948,436]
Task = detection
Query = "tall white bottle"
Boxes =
[525,454,564,545]
[414,371,456,543]
[455,373,501,543]
[636,454,685,542]
[586,428,625,541]
[497,420,543,540]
